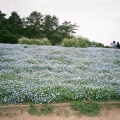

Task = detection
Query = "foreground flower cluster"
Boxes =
[0,44,120,104]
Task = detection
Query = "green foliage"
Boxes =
[72,101,100,116]
[56,109,69,116]
[22,11,43,38]
[78,38,89,47]
[28,104,54,116]
[61,38,89,47]
[0,10,79,45]
[91,41,104,47]
[0,112,3,117]
[114,60,120,66]
[61,37,104,48]
[0,11,7,29]
[58,21,78,38]
[61,38,80,47]
[43,15,59,35]
[40,104,54,115]
[28,104,39,115]
[18,37,51,45]
[0,30,21,43]
[0,11,22,44]
[48,33,63,45]
[0,10,105,46]
[7,11,23,35]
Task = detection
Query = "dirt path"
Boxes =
[0,108,120,120]
[0,103,120,120]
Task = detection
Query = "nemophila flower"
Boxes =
[0,44,120,103]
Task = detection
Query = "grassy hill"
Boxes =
[0,44,120,104]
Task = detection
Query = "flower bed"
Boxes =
[0,44,120,104]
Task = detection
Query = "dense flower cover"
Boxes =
[0,44,120,104]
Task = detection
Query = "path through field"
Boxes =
[0,104,120,120]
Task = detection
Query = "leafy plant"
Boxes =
[61,38,80,47]
[61,37,104,48]
[18,37,51,45]
[56,109,69,116]
[28,104,54,116]
[28,104,39,115]
[72,101,100,116]
[39,104,54,115]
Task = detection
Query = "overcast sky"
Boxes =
[0,0,120,45]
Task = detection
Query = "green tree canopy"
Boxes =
[22,11,44,38]
[43,15,59,36]
[7,11,23,35]
[0,10,80,45]
[58,21,79,38]
[0,11,7,30]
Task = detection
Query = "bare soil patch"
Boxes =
[0,103,120,120]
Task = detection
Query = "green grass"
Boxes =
[28,104,54,116]
[24,102,120,117]
[0,112,3,117]
[0,73,20,80]
[40,104,54,115]
[116,104,120,108]
[28,104,39,115]
[2,58,15,62]
[56,109,69,116]
[114,60,120,66]
[72,101,100,116]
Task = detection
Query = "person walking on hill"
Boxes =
[110,41,117,48]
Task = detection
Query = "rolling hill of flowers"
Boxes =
[0,44,120,104]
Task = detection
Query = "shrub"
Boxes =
[39,38,51,45]
[0,30,21,44]
[61,38,88,47]
[61,37,104,48]
[48,33,63,45]
[18,37,51,45]
[61,38,80,47]
[78,38,88,47]
[18,37,30,44]
[78,37,92,47]
[91,41,104,47]
[72,101,100,116]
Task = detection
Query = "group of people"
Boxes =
[110,41,120,49]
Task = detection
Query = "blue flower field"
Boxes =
[0,44,120,104]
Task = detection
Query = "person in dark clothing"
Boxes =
[116,42,120,49]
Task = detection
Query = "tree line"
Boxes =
[0,11,79,45]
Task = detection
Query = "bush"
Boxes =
[18,37,51,45]
[61,37,104,48]
[0,30,21,44]
[61,38,79,47]
[61,38,88,47]
[48,33,63,45]
[18,37,30,44]
[78,37,92,47]
[91,41,104,47]
[72,101,100,116]
[78,38,89,47]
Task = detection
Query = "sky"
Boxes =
[0,0,120,46]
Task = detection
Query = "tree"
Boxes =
[22,11,44,38]
[0,11,7,30]
[0,30,20,43]
[43,15,59,36]
[0,11,80,45]
[58,21,79,38]
[7,11,23,35]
